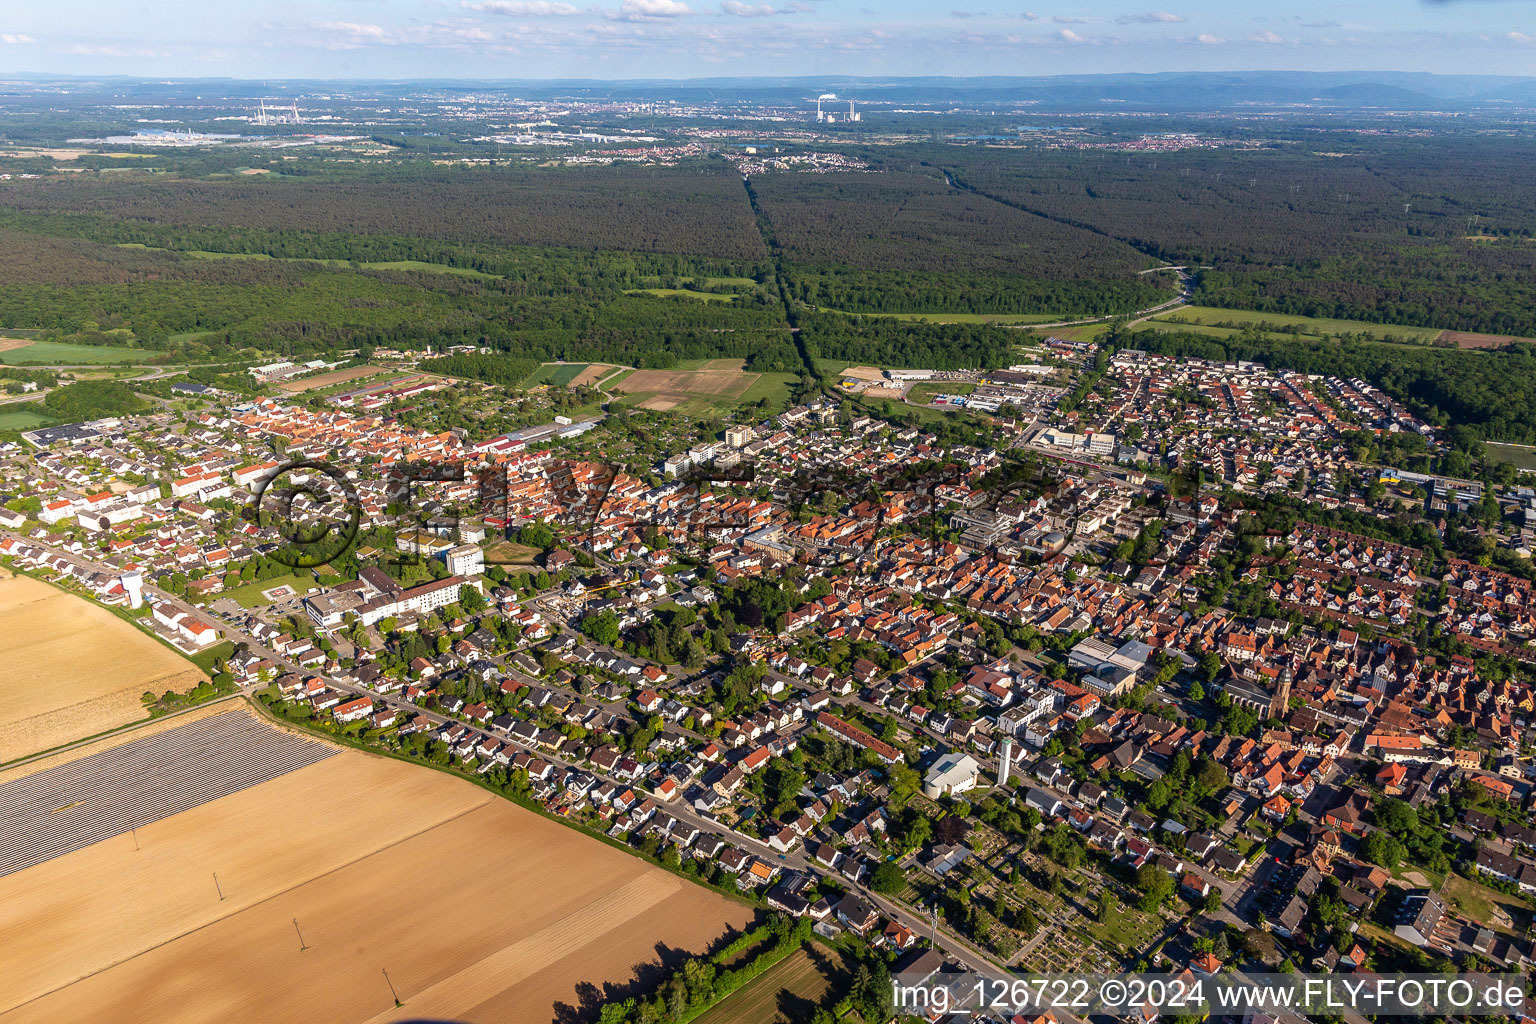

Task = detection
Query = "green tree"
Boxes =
[1135,864,1174,912]
[581,609,621,647]
[870,861,906,894]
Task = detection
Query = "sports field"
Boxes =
[278,365,386,393]
[0,724,755,1024]
[613,360,797,415]
[0,575,206,762]
[1486,442,1536,472]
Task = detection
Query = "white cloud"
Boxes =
[1117,11,1184,24]
[315,21,389,45]
[615,0,695,17]
[463,1,580,13]
[1247,29,1284,43]
[1051,15,1087,23]
[1,33,35,44]
[1021,10,1039,19]
[317,21,387,37]
[721,1,777,14]
[1059,27,1084,42]
[1509,30,1535,44]
[1196,33,1224,43]
[53,43,168,57]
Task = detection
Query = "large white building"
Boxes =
[923,752,981,799]
[443,544,484,577]
[354,569,482,626]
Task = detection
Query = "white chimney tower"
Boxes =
[998,736,1014,787]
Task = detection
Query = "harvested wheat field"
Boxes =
[0,338,31,354]
[837,365,888,382]
[0,575,205,762]
[0,732,756,1024]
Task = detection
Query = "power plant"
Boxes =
[253,98,302,126]
[814,94,859,123]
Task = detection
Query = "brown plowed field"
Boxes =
[1439,331,1535,350]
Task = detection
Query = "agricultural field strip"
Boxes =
[0,712,336,877]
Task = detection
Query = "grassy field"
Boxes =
[1033,323,1114,344]
[0,406,56,431]
[220,573,318,609]
[692,943,853,1024]
[624,288,738,302]
[0,733,756,1024]
[736,371,799,407]
[1440,872,1531,936]
[857,396,960,426]
[1146,305,1443,343]
[360,259,501,279]
[909,381,977,404]
[706,276,758,288]
[1486,442,1536,472]
[116,243,354,268]
[521,362,590,387]
[483,540,542,566]
[0,341,146,365]
[818,307,1060,325]
[118,246,512,281]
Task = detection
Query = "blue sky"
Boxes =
[3,0,1536,79]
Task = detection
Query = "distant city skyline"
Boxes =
[3,0,1536,79]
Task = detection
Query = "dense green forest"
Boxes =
[0,227,803,369]
[0,164,769,260]
[749,170,1169,316]
[417,353,541,386]
[800,310,1019,370]
[4,138,1536,381]
[941,137,1536,335]
[42,380,151,420]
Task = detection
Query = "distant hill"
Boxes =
[13,70,1536,111]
